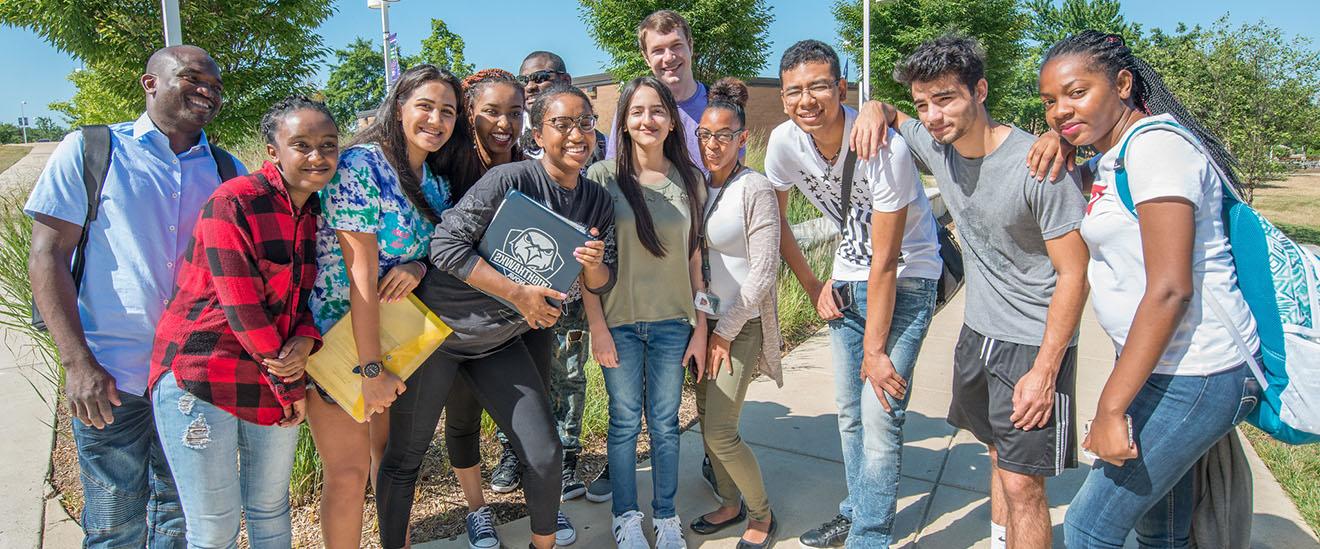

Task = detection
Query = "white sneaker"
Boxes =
[653,515,687,549]
[612,510,648,549]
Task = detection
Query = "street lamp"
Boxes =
[161,0,182,46]
[860,0,871,105]
[20,101,27,144]
[368,0,401,94]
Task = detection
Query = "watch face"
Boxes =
[363,362,382,378]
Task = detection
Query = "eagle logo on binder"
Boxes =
[492,228,564,287]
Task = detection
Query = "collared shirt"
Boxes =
[149,161,322,426]
[24,113,246,396]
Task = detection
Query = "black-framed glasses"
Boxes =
[782,79,841,103]
[695,128,745,144]
[543,115,598,134]
[517,69,566,85]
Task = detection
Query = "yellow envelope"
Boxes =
[306,294,452,422]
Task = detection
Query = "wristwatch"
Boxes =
[360,361,383,379]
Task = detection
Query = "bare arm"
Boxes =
[1087,198,1196,465]
[859,206,908,411]
[1010,230,1090,429]
[29,214,120,428]
[776,190,840,320]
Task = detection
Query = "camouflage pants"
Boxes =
[497,300,590,455]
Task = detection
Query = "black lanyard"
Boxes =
[699,164,748,287]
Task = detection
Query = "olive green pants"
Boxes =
[695,317,771,521]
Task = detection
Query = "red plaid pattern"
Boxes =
[149,161,322,425]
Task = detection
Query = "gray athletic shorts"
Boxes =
[947,325,1078,477]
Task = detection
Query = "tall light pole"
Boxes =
[368,0,400,94]
[20,101,28,144]
[860,0,871,106]
[161,0,182,46]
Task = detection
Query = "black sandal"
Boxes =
[689,502,747,535]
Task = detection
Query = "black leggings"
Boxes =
[445,328,555,468]
[375,336,563,547]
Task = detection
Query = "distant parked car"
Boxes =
[35,139,51,142]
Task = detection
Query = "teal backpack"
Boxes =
[1113,119,1320,445]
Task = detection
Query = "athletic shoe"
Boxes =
[701,454,718,494]
[555,511,578,546]
[612,510,648,549]
[490,443,521,493]
[798,514,851,548]
[561,453,587,501]
[464,506,500,549]
[586,463,612,502]
[653,515,688,549]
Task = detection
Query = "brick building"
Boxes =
[572,73,859,138]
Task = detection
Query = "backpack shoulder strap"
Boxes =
[1112,119,1232,218]
[209,142,239,182]
[71,125,113,290]
[838,148,858,230]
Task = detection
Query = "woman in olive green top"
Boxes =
[582,76,706,549]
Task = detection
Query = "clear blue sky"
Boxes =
[1,0,1317,126]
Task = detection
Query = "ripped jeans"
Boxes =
[152,372,300,548]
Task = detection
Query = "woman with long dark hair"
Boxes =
[582,76,706,549]
[1038,31,1262,547]
[305,64,470,548]
[377,82,614,549]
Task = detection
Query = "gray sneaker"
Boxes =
[586,462,612,503]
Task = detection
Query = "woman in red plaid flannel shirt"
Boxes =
[148,96,339,548]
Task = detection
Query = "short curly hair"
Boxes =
[893,33,986,91]
[259,94,337,146]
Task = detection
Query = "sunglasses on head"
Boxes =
[517,70,566,85]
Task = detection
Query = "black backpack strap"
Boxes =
[209,142,239,182]
[838,148,858,230]
[72,125,113,290]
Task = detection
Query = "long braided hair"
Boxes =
[611,76,703,258]
[349,64,473,223]
[1042,30,1244,193]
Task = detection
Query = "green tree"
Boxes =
[0,123,21,144]
[0,0,336,144]
[1004,0,1145,132]
[417,18,474,79]
[323,38,388,125]
[579,0,775,83]
[32,116,65,141]
[1144,18,1320,195]
[834,0,1027,119]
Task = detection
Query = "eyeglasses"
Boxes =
[695,128,745,144]
[782,79,840,103]
[543,115,598,134]
[517,70,566,85]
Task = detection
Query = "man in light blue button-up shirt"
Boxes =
[25,45,244,548]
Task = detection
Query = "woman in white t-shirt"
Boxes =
[1039,31,1262,548]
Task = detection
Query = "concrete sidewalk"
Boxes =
[419,292,1320,548]
[0,142,57,197]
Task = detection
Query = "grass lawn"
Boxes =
[0,145,31,174]
[1252,172,1320,245]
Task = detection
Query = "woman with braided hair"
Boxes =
[1038,31,1261,547]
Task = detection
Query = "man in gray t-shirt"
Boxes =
[871,34,1090,549]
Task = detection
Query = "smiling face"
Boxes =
[779,61,848,135]
[266,108,340,197]
[624,84,673,152]
[534,93,596,174]
[400,80,458,156]
[1040,54,1135,149]
[471,81,524,159]
[697,108,746,174]
[642,29,695,89]
[519,56,570,104]
[142,48,223,133]
[909,73,987,145]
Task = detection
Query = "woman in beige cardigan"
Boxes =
[687,78,784,549]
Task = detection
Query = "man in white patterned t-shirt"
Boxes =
[765,39,943,549]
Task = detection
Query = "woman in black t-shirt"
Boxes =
[373,83,614,549]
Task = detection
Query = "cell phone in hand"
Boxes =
[1081,414,1135,461]
[831,280,853,312]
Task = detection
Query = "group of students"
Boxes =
[26,7,1264,549]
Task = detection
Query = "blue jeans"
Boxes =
[72,388,185,548]
[829,277,938,548]
[1065,364,1261,548]
[602,318,692,519]
[152,372,300,549]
